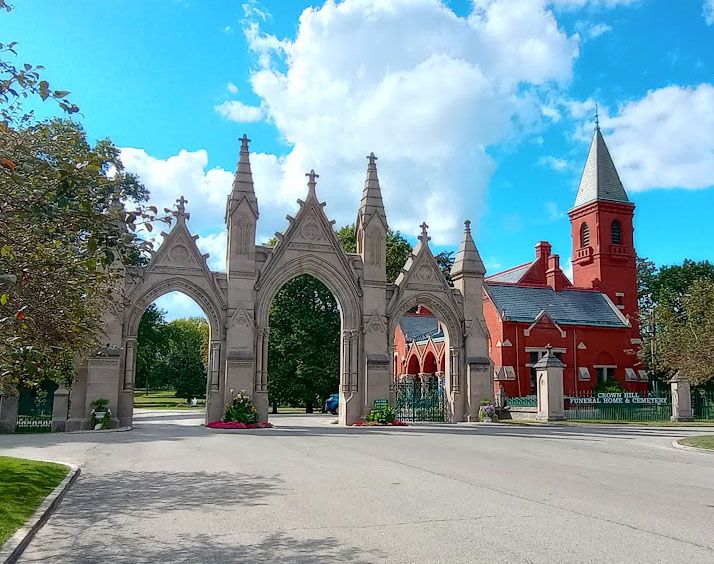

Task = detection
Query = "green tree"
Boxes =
[268,275,340,412]
[657,279,714,386]
[0,17,166,393]
[136,304,169,394]
[637,257,714,385]
[163,318,209,401]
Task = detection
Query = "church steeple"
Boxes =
[568,120,638,327]
[227,134,259,219]
[573,125,629,209]
[451,220,485,279]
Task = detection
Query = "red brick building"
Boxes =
[394,125,647,396]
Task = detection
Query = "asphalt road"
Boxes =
[1,410,713,563]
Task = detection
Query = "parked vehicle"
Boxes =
[324,393,339,415]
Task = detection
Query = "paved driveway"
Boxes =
[1,410,714,563]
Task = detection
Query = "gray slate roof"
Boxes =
[399,316,444,342]
[573,127,630,208]
[486,262,534,284]
[484,283,627,328]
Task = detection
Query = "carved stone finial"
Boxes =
[176,195,188,214]
[464,219,471,233]
[545,343,553,353]
[367,152,378,167]
[306,169,319,198]
[418,221,430,243]
[240,133,250,149]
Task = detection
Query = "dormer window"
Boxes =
[580,223,590,247]
[611,220,622,245]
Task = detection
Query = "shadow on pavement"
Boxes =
[19,468,383,563]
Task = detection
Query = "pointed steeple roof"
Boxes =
[228,134,259,216]
[358,152,387,228]
[573,126,630,209]
[451,220,485,277]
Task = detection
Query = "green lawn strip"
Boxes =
[0,456,68,546]
[133,390,204,410]
[679,435,714,450]
[500,419,714,427]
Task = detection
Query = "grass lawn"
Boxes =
[679,435,714,451]
[133,389,205,410]
[0,456,68,546]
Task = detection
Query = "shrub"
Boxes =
[90,398,109,412]
[367,404,396,424]
[223,390,259,424]
[594,377,623,394]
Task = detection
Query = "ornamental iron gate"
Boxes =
[693,390,714,421]
[394,379,445,422]
[15,380,56,433]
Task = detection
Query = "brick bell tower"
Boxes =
[568,122,639,330]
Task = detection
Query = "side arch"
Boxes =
[125,276,225,339]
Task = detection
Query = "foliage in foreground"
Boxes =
[0,455,68,545]
[0,14,167,394]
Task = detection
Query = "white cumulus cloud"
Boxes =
[214,100,263,122]
[235,0,579,243]
[602,84,714,191]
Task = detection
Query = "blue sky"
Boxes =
[5,0,714,319]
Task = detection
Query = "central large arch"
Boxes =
[255,252,363,425]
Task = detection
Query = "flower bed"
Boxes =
[353,419,408,427]
[206,421,273,429]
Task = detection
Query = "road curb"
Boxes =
[0,460,80,564]
[672,438,714,454]
[66,425,132,434]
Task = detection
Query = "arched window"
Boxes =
[611,220,622,245]
[580,223,590,247]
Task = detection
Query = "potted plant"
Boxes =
[90,398,112,430]
[478,399,497,423]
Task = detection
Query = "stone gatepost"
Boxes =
[52,384,70,432]
[669,371,694,422]
[533,345,565,421]
[0,395,19,433]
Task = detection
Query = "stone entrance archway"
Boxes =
[67,137,492,429]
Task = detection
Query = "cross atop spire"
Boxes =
[241,133,250,148]
[418,222,430,243]
[464,219,471,234]
[367,152,377,168]
[306,169,319,199]
[174,195,190,223]
[594,101,600,130]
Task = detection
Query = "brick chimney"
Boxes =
[535,241,552,262]
[546,254,564,292]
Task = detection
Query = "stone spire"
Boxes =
[451,220,485,278]
[228,134,259,216]
[573,124,629,209]
[358,152,387,228]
